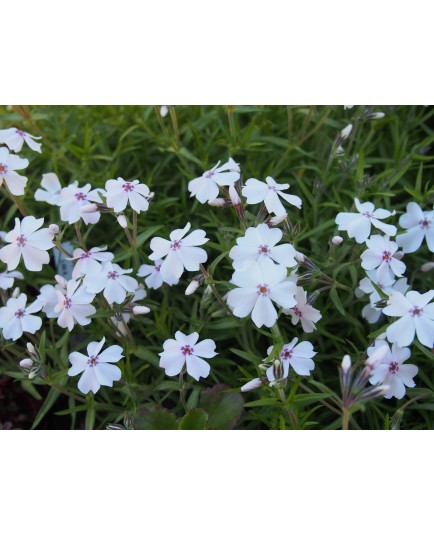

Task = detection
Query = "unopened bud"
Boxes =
[79,203,98,214]
[268,213,288,226]
[26,342,36,355]
[49,224,60,235]
[340,123,353,141]
[241,378,263,392]
[160,105,169,117]
[132,305,151,315]
[295,251,305,263]
[394,251,404,260]
[117,214,128,228]
[229,185,241,207]
[367,112,385,121]
[208,198,227,207]
[19,358,34,369]
[55,274,68,289]
[344,105,354,110]
[106,423,126,430]
[185,279,200,296]
[341,355,351,372]
[332,235,343,245]
[12,287,20,298]
[421,262,434,272]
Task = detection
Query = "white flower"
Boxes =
[0,146,28,195]
[227,258,297,328]
[137,260,164,289]
[242,176,301,216]
[83,261,138,304]
[36,283,65,318]
[149,222,208,285]
[266,338,316,379]
[0,293,42,341]
[360,235,406,284]
[0,127,42,153]
[59,182,103,224]
[159,331,217,381]
[229,223,297,270]
[344,105,354,110]
[104,177,152,213]
[0,269,23,290]
[54,279,96,331]
[69,246,114,279]
[240,377,263,392]
[0,216,54,272]
[368,340,418,399]
[34,173,62,205]
[339,124,353,141]
[188,158,240,204]
[396,202,434,253]
[68,337,124,395]
[335,198,397,243]
[283,287,322,333]
[160,105,169,117]
[383,290,434,348]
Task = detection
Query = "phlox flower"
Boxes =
[368,340,418,399]
[0,216,54,272]
[383,290,434,348]
[266,338,316,379]
[68,337,124,395]
[242,176,301,216]
[0,127,42,153]
[137,260,164,289]
[149,222,208,285]
[69,246,114,279]
[226,258,297,328]
[283,287,322,333]
[104,177,152,213]
[0,269,23,290]
[0,293,42,341]
[54,279,96,331]
[59,182,103,224]
[83,261,138,304]
[396,202,434,253]
[188,158,240,204]
[34,173,62,205]
[360,235,406,284]
[36,282,65,318]
[159,331,217,381]
[335,198,397,243]
[0,147,28,196]
[229,223,297,269]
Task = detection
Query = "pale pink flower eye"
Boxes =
[87,355,99,367]
[14,308,25,318]
[257,284,270,296]
[155,265,161,272]
[0,164,7,173]
[268,185,276,191]
[258,245,270,255]
[292,305,303,318]
[170,240,182,250]
[64,297,72,309]
[107,270,119,280]
[388,361,399,373]
[80,251,92,259]
[181,344,194,356]
[419,218,430,229]
[382,250,391,262]
[281,348,293,359]
[75,192,87,201]
[362,211,372,219]
[122,182,134,192]
[16,234,27,247]
[205,171,215,179]
[410,306,423,317]
[16,129,25,137]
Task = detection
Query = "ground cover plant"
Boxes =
[0,104,433,430]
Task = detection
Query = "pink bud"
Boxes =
[394,251,405,260]
[132,305,150,315]
[19,358,34,369]
[268,214,287,226]
[208,198,226,207]
[421,262,434,272]
[229,185,241,206]
[295,251,305,263]
[332,235,343,245]
[49,224,60,235]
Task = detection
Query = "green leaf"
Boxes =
[329,287,346,316]
[133,406,178,430]
[244,397,276,407]
[31,387,62,429]
[179,408,208,430]
[199,384,244,429]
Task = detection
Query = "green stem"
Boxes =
[179,369,188,413]
[278,387,297,430]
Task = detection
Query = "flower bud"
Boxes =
[332,235,343,245]
[367,112,385,120]
[132,305,151,315]
[272,359,285,382]
[117,214,128,228]
[268,213,288,226]
[55,274,68,289]
[160,105,169,117]
[19,358,34,369]
[421,262,434,272]
[340,123,353,141]
[185,279,200,296]
[294,251,305,263]
[393,251,404,260]
[208,198,227,207]
[26,342,36,355]
[229,185,241,207]
[79,203,98,214]
[106,423,126,430]
[12,287,20,298]
[49,224,60,235]
[241,378,263,392]
[341,354,351,372]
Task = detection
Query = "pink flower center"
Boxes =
[14,308,25,318]
[155,264,161,272]
[181,345,194,356]
[16,129,25,138]
[382,251,391,262]
[122,182,135,192]
[410,306,423,317]
[16,234,27,247]
[258,244,270,255]
[268,185,277,191]
[281,348,293,359]
[170,240,182,250]
[75,192,87,201]
[0,164,7,174]
[107,270,119,280]
[87,355,99,367]
[64,297,72,309]
[362,211,373,219]
[388,361,399,374]
[80,251,92,259]
[257,284,270,296]
[205,170,215,179]
[419,218,430,229]
[292,305,303,318]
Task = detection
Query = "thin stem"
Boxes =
[199,264,232,315]
[278,387,298,430]
[4,185,28,216]
[286,106,292,142]
[74,223,86,250]
[54,241,73,258]
[342,408,350,431]
[179,369,188,413]
[169,106,180,147]
[132,210,138,246]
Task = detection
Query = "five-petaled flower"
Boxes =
[83,261,139,304]
[360,234,406,284]
[283,286,322,333]
[0,269,23,290]
[0,127,42,153]
[159,331,217,381]
[266,338,316,380]
[0,216,54,272]
[69,246,114,279]
[0,146,29,196]
[335,198,397,243]
[59,182,103,224]
[137,260,164,289]
[54,279,96,331]
[0,293,42,341]
[149,222,208,285]
[68,337,124,394]
[188,158,240,204]
[104,177,152,213]
[396,202,434,253]
[242,176,302,216]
